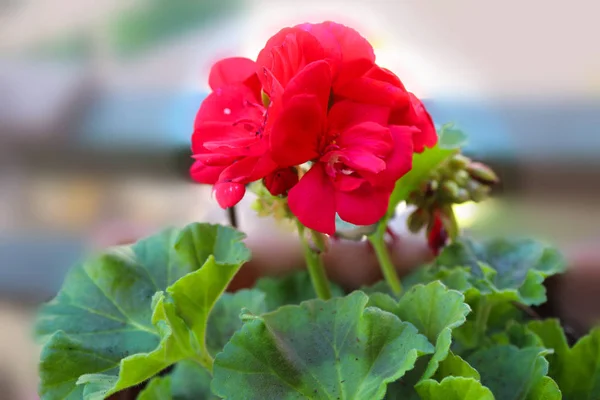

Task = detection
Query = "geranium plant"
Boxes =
[36,22,600,400]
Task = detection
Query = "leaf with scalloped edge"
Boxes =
[434,238,566,306]
[529,319,600,400]
[37,223,250,400]
[467,345,558,400]
[371,282,470,400]
[415,377,493,400]
[212,291,434,400]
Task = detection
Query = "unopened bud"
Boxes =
[467,181,490,202]
[455,188,470,204]
[449,154,471,170]
[467,162,499,185]
[441,180,460,200]
[407,209,429,233]
[453,170,470,187]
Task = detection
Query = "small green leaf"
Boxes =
[529,320,600,400]
[206,289,267,356]
[255,269,343,311]
[467,345,553,400]
[395,282,471,379]
[387,144,456,215]
[137,376,172,400]
[212,291,434,400]
[491,320,544,348]
[415,377,493,400]
[438,123,468,149]
[37,223,250,400]
[434,238,566,306]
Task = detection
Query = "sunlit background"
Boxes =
[1,1,599,397]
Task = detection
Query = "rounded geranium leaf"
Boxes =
[36,223,250,400]
[434,237,567,305]
[212,291,434,400]
[467,345,557,400]
[415,377,494,400]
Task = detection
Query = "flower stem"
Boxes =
[296,221,332,300]
[368,224,402,296]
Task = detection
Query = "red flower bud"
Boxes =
[263,168,299,196]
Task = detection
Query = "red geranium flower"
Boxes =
[266,61,414,234]
[191,57,298,208]
[257,21,408,108]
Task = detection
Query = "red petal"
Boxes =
[281,60,332,109]
[269,94,326,167]
[195,85,262,129]
[257,27,325,95]
[336,75,410,107]
[408,93,437,152]
[365,65,406,91]
[263,167,299,196]
[288,164,336,235]
[375,125,415,189]
[299,22,375,85]
[214,182,245,208]
[336,183,390,226]
[192,152,236,166]
[340,148,387,174]
[327,100,390,132]
[190,161,225,184]
[337,122,393,156]
[219,155,277,184]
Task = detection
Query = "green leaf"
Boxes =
[170,361,217,400]
[529,319,600,400]
[206,289,267,356]
[212,291,434,400]
[395,282,471,379]
[37,223,250,400]
[434,238,566,306]
[137,376,172,400]
[374,282,470,400]
[255,269,344,311]
[137,361,217,400]
[467,345,554,400]
[491,320,544,348]
[433,352,480,381]
[527,376,561,400]
[438,123,469,149]
[387,144,456,215]
[415,377,494,400]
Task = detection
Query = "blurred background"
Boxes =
[1,0,599,398]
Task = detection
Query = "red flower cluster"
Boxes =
[191,22,437,235]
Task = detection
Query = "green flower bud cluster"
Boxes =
[250,182,292,221]
[406,153,499,238]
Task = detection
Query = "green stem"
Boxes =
[474,297,493,345]
[368,224,402,296]
[296,221,332,300]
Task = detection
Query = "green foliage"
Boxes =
[37,223,250,400]
[212,292,434,399]
[255,269,344,311]
[34,217,584,400]
[467,345,558,400]
[434,237,566,306]
[529,319,600,400]
[415,377,494,400]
